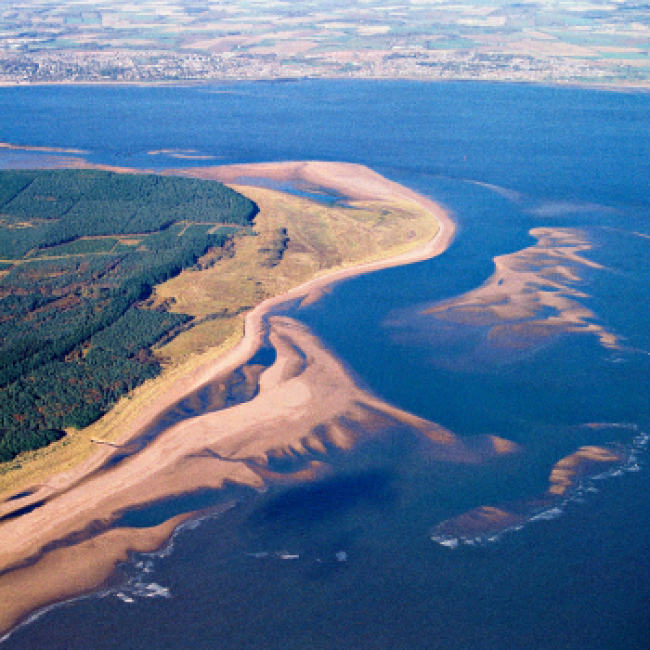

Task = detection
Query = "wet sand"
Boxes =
[0,161,460,635]
[423,227,620,351]
[431,441,630,547]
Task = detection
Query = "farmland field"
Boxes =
[1,1,649,86]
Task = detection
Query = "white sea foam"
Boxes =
[133,560,154,574]
[115,593,135,604]
[141,583,170,599]
[99,501,241,612]
[277,552,300,560]
[0,584,115,644]
[145,500,237,562]
[114,574,173,604]
[530,507,563,522]
[432,533,504,549]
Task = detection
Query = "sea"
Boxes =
[0,81,648,649]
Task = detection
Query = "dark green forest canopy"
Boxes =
[0,169,257,259]
[0,169,258,463]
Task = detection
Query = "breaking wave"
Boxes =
[432,426,648,549]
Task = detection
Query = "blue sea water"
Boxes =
[1,81,649,649]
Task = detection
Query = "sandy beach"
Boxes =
[0,161,462,635]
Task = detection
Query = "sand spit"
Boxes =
[0,314,519,634]
[0,162,459,635]
[0,142,88,155]
[178,159,449,212]
[0,317,516,629]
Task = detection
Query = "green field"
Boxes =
[1,1,649,86]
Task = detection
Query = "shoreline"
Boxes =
[1,77,649,94]
[0,161,457,636]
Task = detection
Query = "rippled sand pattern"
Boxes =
[0,312,520,635]
[426,228,619,350]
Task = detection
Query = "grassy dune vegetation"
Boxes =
[156,184,438,364]
[0,171,438,495]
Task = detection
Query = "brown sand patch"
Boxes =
[0,515,189,639]
[548,445,626,496]
[432,505,528,542]
[425,227,619,350]
[431,441,628,543]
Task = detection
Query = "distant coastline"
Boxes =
[1,77,649,93]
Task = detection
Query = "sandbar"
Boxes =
[417,227,620,352]
[0,142,88,155]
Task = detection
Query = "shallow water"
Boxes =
[1,81,649,649]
